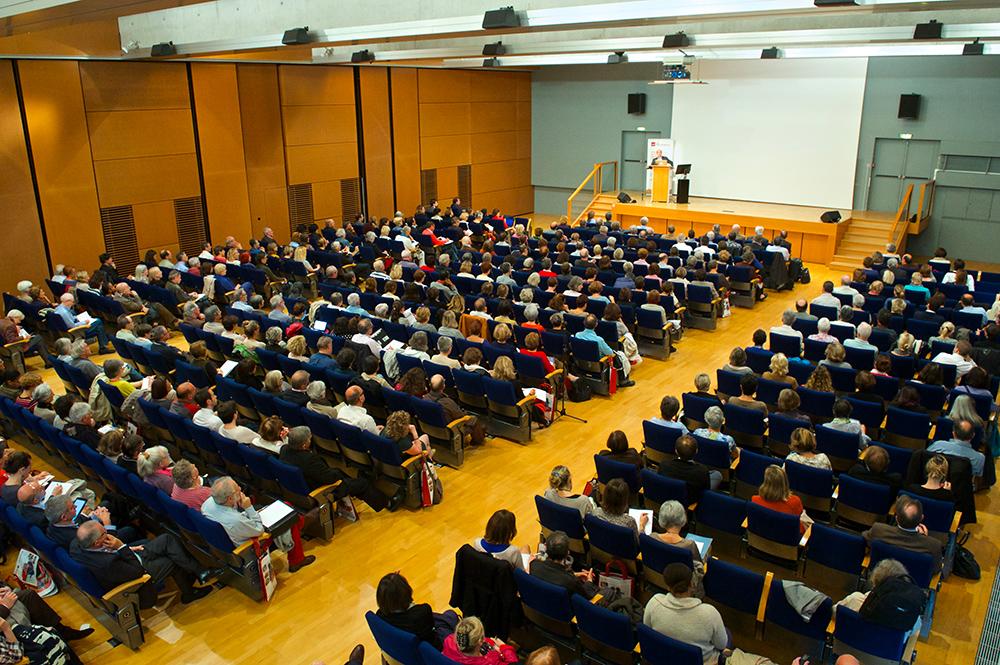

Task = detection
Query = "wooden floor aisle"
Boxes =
[8,262,997,664]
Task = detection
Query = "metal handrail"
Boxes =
[566,160,619,225]
[890,183,914,253]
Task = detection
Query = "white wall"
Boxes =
[671,58,867,209]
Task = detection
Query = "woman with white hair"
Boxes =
[808,317,835,343]
[133,264,149,284]
[948,394,984,429]
[137,446,174,493]
[692,406,737,457]
[655,500,706,594]
[442,616,517,664]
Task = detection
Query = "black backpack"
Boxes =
[859,574,926,630]
[567,379,593,402]
[952,532,981,580]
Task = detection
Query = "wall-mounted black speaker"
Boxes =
[898,94,921,119]
[675,180,690,204]
[151,42,176,57]
[627,93,646,115]
[617,192,634,204]
[281,27,310,45]
[913,20,942,40]
[483,7,520,29]
[482,41,504,56]
[820,210,842,223]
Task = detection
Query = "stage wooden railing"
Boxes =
[566,160,618,225]
[889,179,935,254]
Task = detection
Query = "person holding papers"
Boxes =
[201,476,315,573]
[653,501,706,594]
[593,478,648,539]
[54,293,111,353]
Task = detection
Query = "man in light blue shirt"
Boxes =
[201,477,265,545]
[574,314,613,357]
[344,293,367,316]
[649,395,689,435]
[173,251,189,273]
[54,293,111,352]
[928,419,985,477]
[958,294,988,326]
[844,322,878,353]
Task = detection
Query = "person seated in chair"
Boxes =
[70,521,221,608]
[375,572,458,650]
[659,434,722,500]
[528,531,597,600]
[644,563,730,665]
[863,494,943,574]
[442,616,518,665]
[847,445,901,496]
[598,430,642,467]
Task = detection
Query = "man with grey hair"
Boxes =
[808,317,836,343]
[845,322,878,352]
[769,310,803,341]
[345,292,366,315]
[68,339,102,384]
[70,520,219,607]
[309,336,337,369]
[692,405,737,455]
[373,302,389,319]
[431,336,460,369]
[833,275,860,298]
[150,324,187,362]
[370,259,389,280]
[306,380,341,418]
[54,292,111,352]
[0,308,48,368]
[350,318,382,356]
[268,295,292,325]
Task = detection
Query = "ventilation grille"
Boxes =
[174,197,207,258]
[341,177,361,221]
[287,183,314,235]
[458,164,472,206]
[100,205,138,276]
[420,169,437,204]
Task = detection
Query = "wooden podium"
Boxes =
[650,164,671,203]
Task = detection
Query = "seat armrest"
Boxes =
[741,517,748,529]
[951,512,962,534]
[102,574,151,601]
[125,313,144,319]
[516,395,536,407]
[68,324,91,334]
[234,533,271,556]
[600,355,614,364]
[674,307,687,316]
[826,616,836,636]
[799,524,813,547]
[447,415,472,429]
[401,456,423,468]
[756,571,774,622]
[590,593,603,604]
[308,481,341,499]
[342,264,356,271]
[544,369,564,381]
[3,339,30,350]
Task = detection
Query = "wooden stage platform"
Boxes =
[610,195,888,264]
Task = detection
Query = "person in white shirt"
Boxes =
[337,386,381,434]
[833,276,860,298]
[810,281,841,308]
[769,310,803,340]
[350,318,383,355]
[216,401,258,444]
[844,322,878,353]
[191,388,224,430]
[197,243,215,261]
[931,340,978,378]
[430,336,461,369]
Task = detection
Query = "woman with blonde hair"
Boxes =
[263,369,287,395]
[785,428,831,470]
[752,465,811,533]
[138,445,174,492]
[892,331,916,357]
[492,323,512,346]
[491,355,518,383]
[804,365,833,393]
[442,616,517,664]
[908,455,953,502]
[252,415,287,454]
[293,244,319,274]
[929,321,957,350]
[97,429,125,461]
[383,411,431,457]
[762,353,797,388]
[543,465,594,517]
[286,335,309,361]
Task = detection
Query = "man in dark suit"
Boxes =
[863,495,944,573]
[279,426,397,512]
[280,370,312,406]
[658,435,720,501]
[69,521,220,607]
[528,532,597,599]
[45,494,139,548]
[450,197,464,218]
[912,293,946,325]
[150,325,188,363]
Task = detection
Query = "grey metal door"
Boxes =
[867,138,939,212]
[621,130,660,192]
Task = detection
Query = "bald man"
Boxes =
[336,386,380,433]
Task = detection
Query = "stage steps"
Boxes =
[578,193,619,222]
[829,212,897,271]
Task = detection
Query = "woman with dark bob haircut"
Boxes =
[375,572,458,649]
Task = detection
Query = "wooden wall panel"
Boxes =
[359,67,394,219]
[312,180,342,220]
[86,109,195,160]
[79,61,190,111]
[516,131,531,161]
[190,63,252,245]
[278,65,355,106]
[0,61,49,294]
[237,64,288,242]
[437,167,459,202]
[418,102,470,137]
[390,68,421,214]
[281,105,357,146]
[417,70,469,99]
[472,131,516,164]
[93,154,200,207]
[516,100,531,132]
[132,200,178,255]
[285,144,358,185]
[19,60,104,270]
[471,103,515,134]
[421,135,470,170]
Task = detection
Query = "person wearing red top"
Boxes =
[518,332,555,375]
[751,465,809,533]
[170,460,212,510]
[421,225,449,247]
[441,617,517,665]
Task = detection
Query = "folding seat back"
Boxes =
[764,578,833,657]
[797,387,834,423]
[844,346,876,372]
[483,376,532,443]
[769,334,802,359]
[746,501,803,564]
[680,393,717,430]
[640,469,688,512]
[832,606,915,665]
[452,369,488,413]
[889,354,915,380]
[694,491,747,559]
[274,398,305,427]
[584,514,639,574]
[826,365,857,393]
[715,369,743,401]
[905,380,946,414]
[639,533,695,592]
[572,594,637,665]
[410,397,466,468]
[690,434,732,478]
[816,424,863,473]
[836,474,893,527]
[803,338,830,364]
[765,413,801,458]
[755,378,786,410]
[534,495,587,558]
[724,403,766,450]
[803,523,867,599]
[330,420,374,473]
[733,449,773,499]
[785,459,834,513]
[640,420,685,467]
[636,623,702,665]
[884,406,931,450]
[246,388,278,419]
[873,374,902,402]
[513,569,575,641]
[703,557,766,636]
[594,454,640,494]
[845,397,884,436]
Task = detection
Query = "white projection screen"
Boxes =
[671,58,868,209]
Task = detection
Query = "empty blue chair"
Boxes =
[513,568,576,646]
[844,346,876,371]
[836,474,893,527]
[826,365,857,393]
[640,469,690,512]
[769,333,802,358]
[703,557,766,635]
[641,420,685,467]
[804,338,830,363]
[694,491,747,559]
[273,398,305,427]
[756,378,787,409]
[869,538,937,590]
[535,495,587,559]
[785,459,834,514]
[594,453,640,494]
[636,622,702,665]
[690,434,732,478]
[797,386,834,423]
[766,413,803,457]
[803,523,867,599]
[483,375,533,443]
[585,513,639,573]
[733,448,773,499]
[681,393,720,430]
[246,388,278,418]
[816,424,863,472]
[715,369,743,401]
[724,403,766,450]
[452,368,488,415]
[845,396,884,436]
[572,594,637,664]
[884,406,931,450]
[889,353,915,380]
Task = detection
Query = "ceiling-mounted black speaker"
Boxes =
[351,49,375,63]
[482,41,504,56]
[761,47,780,59]
[483,7,519,29]
[151,42,176,57]
[281,27,310,45]
[662,32,690,48]
[963,39,984,56]
[914,20,942,40]
[627,93,646,115]
[898,94,921,119]
[820,210,842,223]
[482,58,501,67]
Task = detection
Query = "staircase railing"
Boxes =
[889,184,914,254]
[566,160,618,225]
[914,180,936,233]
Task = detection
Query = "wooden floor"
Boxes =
[8,262,998,665]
